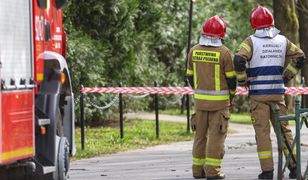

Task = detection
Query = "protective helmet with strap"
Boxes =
[250,6,274,29]
[201,15,226,39]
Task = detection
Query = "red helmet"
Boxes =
[201,15,226,39]
[250,6,274,29]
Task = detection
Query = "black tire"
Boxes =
[56,102,70,180]
[56,137,70,180]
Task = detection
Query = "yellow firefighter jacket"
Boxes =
[186,44,235,111]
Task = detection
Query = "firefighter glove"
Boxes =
[295,56,305,69]
[283,76,291,85]
[237,79,247,86]
[234,55,247,72]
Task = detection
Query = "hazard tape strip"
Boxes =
[81,87,194,95]
[81,87,308,95]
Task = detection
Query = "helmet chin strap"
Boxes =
[254,26,280,38]
[199,35,223,47]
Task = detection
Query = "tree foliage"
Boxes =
[297,0,308,107]
[63,0,271,124]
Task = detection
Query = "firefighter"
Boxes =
[186,15,236,179]
[234,6,305,179]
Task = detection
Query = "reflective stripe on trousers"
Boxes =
[192,157,222,167]
[283,147,297,155]
[192,157,206,166]
[258,150,272,160]
[205,157,222,167]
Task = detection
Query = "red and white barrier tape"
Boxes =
[81,87,194,95]
[285,87,308,95]
[81,87,308,95]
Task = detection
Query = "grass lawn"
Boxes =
[73,111,297,160]
[230,113,252,124]
[74,119,194,159]
[229,113,297,125]
[160,109,252,124]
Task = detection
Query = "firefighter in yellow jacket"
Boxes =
[234,6,305,179]
[186,16,236,179]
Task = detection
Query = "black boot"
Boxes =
[289,167,296,179]
[258,170,273,179]
[193,170,206,179]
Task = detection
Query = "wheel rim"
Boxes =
[58,137,70,180]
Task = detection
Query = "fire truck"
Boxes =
[0,0,75,179]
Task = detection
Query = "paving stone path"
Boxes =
[70,113,308,180]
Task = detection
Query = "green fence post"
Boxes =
[275,104,283,180]
[295,97,301,180]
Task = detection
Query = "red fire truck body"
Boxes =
[1,92,34,164]
[33,0,66,82]
[0,0,74,179]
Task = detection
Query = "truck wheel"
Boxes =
[56,137,70,180]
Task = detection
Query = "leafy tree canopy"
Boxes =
[63,0,271,124]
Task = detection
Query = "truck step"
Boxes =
[35,108,51,126]
[41,165,55,174]
[34,156,55,175]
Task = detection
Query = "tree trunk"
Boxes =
[273,0,298,111]
[297,0,308,107]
